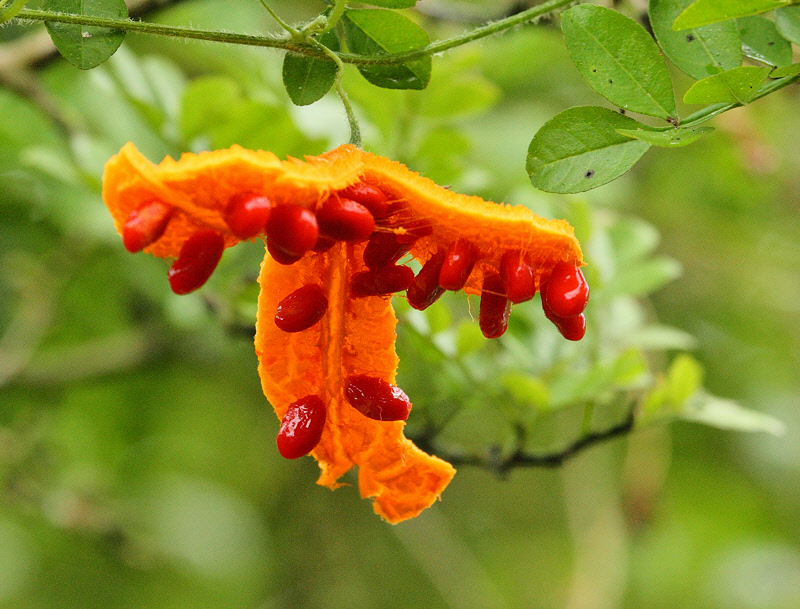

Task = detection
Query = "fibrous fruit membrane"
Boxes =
[103,143,584,523]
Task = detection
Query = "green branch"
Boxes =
[15,0,575,66]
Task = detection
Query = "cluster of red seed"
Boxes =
[120,182,589,460]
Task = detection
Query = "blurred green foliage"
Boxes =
[1,1,799,608]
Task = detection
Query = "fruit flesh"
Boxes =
[102,143,585,523]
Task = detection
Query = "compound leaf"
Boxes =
[43,0,128,70]
[561,4,676,119]
[527,106,651,194]
[673,0,790,30]
[282,31,340,106]
[343,8,431,90]
[739,15,792,67]
[650,0,741,80]
[616,125,714,147]
[683,65,771,104]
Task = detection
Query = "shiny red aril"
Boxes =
[501,251,536,304]
[351,265,415,298]
[312,235,336,253]
[316,195,375,242]
[407,250,445,310]
[344,375,411,421]
[223,192,272,240]
[438,239,478,291]
[122,200,173,253]
[276,395,327,459]
[265,204,319,258]
[544,261,589,318]
[363,232,410,270]
[168,228,225,295]
[274,284,328,332]
[541,285,587,341]
[339,183,390,219]
[479,272,511,339]
[553,313,586,341]
[267,238,303,265]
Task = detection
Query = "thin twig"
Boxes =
[411,409,636,474]
[14,0,576,66]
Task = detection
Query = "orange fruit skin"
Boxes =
[102,143,585,523]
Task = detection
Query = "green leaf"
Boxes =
[561,5,676,119]
[738,16,793,67]
[771,63,800,78]
[611,349,649,387]
[606,256,682,296]
[500,373,549,411]
[629,325,698,350]
[608,217,661,262]
[681,392,786,435]
[43,0,128,70]
[343,8,431,90]
[650,0,741,80]
[665,353,703,406]
[616,126,714,147]
[775,6,800,45]
[526,106,651,194]
[363,0,418,7]
[282,31,339,106]
[673,0,790,30]
[683,65,771,104]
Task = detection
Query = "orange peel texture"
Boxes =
[102,143,584,523]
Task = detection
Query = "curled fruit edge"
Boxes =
[102,143,584,523]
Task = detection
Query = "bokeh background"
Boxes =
[1,1,799,608]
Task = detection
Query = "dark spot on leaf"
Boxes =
[768,41,775,46]
[619,108,626,115]
[585,170,595,179]
[592,68,597,72]
[686,34,695,42]
[609,79,613,84]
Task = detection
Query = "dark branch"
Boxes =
[410,409,636,475]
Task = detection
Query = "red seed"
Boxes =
[274,284,328,332]
[363,232,410,270]
[168,228,225,295]
[439,239,478,291]
[553,313,586,341]
[501,251,536,304]
[407,250,445,310]
[223,192,272,240]
[541,284,587,341]
[267,238,303,265]
[316,195,375,242]
[344,375,411,421]
[276,395,326,459]
[544,261,589,318]
[265,204,319,258]
[339,183,390,219]
[122,200,173,253]
[313,235,336,253]
[351,265,415,298]
[479,272,511,339]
